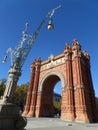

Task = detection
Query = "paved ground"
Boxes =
[25,118,98,130]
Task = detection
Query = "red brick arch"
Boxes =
[23,39,98,123]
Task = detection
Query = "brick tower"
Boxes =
[23,39,98,123]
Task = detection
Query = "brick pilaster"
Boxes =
[27,58,41,117]
[84,52,98,122]
[22,62,35,116]
[61,43,75,121]
[72,40,91,122]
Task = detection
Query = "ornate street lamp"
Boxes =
[47,19,54,30]
[0,5,61,129]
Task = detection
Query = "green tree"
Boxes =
[0,78,6,98]
[53,99,61,115]
[13,83,29,111]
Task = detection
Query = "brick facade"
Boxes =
[23,39,98,123]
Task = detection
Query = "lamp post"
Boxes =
[0,5,61,130]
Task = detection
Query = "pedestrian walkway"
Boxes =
[25,117,98,130]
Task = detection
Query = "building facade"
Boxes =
[23,39,98,123]
[53,93,61,102]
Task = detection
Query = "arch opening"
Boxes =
[53,81,62,117]
[40,74,62,117]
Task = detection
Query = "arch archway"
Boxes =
[37,71,65,117]
[38,71,65,92]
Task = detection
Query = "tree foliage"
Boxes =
[0,78,6,98]
[13,83,28,104]
[53,100,61,115]
[0,77,28,112]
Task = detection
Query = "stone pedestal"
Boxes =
[0,100,27,130]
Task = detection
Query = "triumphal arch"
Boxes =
[23,39,98,122]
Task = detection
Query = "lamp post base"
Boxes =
[0,100,27,130]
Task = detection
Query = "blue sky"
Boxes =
[0,0,98,96]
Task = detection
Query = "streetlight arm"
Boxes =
[20,17,48,67]
[47,5,61,18]
[15,5,61,68]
